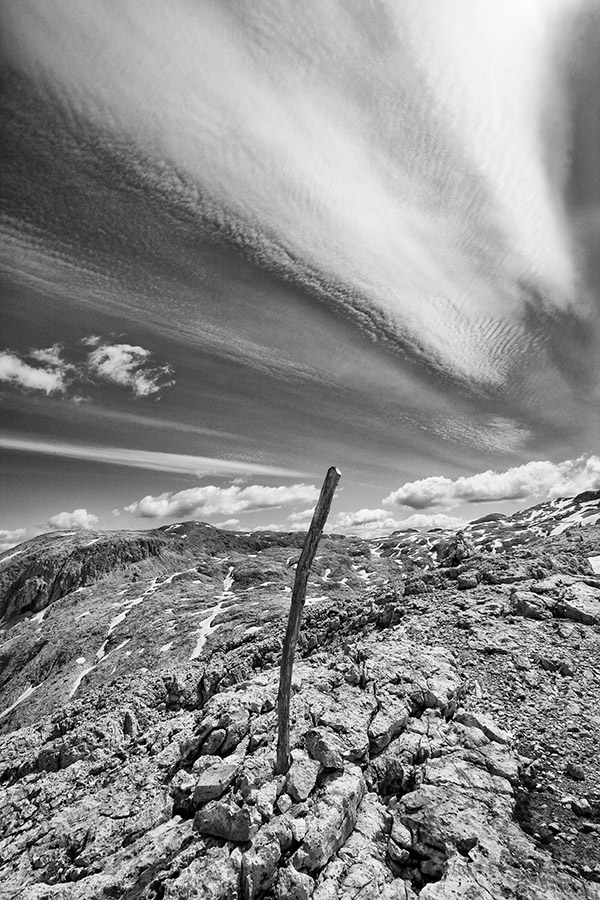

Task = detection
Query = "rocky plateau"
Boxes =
[1,491,600,898]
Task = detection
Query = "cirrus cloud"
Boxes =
[123,483,320,520]
[384,455,600,510]
[47,508,99,530]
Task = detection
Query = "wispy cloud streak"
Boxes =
[0,436,308,479]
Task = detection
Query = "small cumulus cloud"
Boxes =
[286,508,315,527]
[383,477,454,510]
[86,343,174,397]
[384,455,600,510]
[123,483,319,519]
[47,508,99,530]
[0,338,174,400]
[215,518,240,530]
[0,349,69,394]
[30,344,65,367]
[0,528,28,553]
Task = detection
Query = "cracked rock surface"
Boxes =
[0,493,600,898]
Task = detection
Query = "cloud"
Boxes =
[0,351,68,394]
[2,0,595,396]
[0,339,174,399]
[47,508,98,530]
[383,477,455,510]
[384,455,600,510]
[123,483,319,519]
[30,344,65,366]
[215,518,240,530]
[86,342,173,397]
[286,509,315,527]
[333,508,465,538]
[0,435,309,478]
[0,528,28,553]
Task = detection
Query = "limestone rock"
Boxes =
[556,583,600,626]
[242,818,293,899]
[276,865,315,900]
[193,760,239,805]
[437,531,475,567]
[368,698,411,753]
[511,589,554,620]
[304,728,345,770]
[293,767,366,872]
[194,797,261,842]
[163,846,241,899]
[457,570,479,590]
[286,748,322,802]
[454,710,512,744]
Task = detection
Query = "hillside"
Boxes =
[1,491,600,899]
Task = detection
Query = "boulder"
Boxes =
[437,531,475,567]
[293,767,366,872]
[193,760,239,805]
[454,711,512,745]
[511,589,554,620]
[368,698,411,753]
[556,583,600,626]
[286,749,322,802]
[194,797,261,842]
[242,818,293,899]
[276,865,315,900]
[304,728,344,770]
[457,570,479,590]
[163,846,241,899]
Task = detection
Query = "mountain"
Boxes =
[1,492,600,899]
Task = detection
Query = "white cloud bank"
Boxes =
[384,455,600,510]
[47,508,98,530]
[123,484,319,519]
[333,508,465,539]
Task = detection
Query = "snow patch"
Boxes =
[0,684,37,721]
[70,638,131,698]
[588,556,600,574]
[189,567,234,660]
[0,550,23,564]
[107,611,127,636]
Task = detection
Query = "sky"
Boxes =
[1,0,599,550]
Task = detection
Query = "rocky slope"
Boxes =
[0,492,600,898]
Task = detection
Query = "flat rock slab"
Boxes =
[193,760,239,805]
[556,583,600,626]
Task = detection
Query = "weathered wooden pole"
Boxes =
[276,466,341,775]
